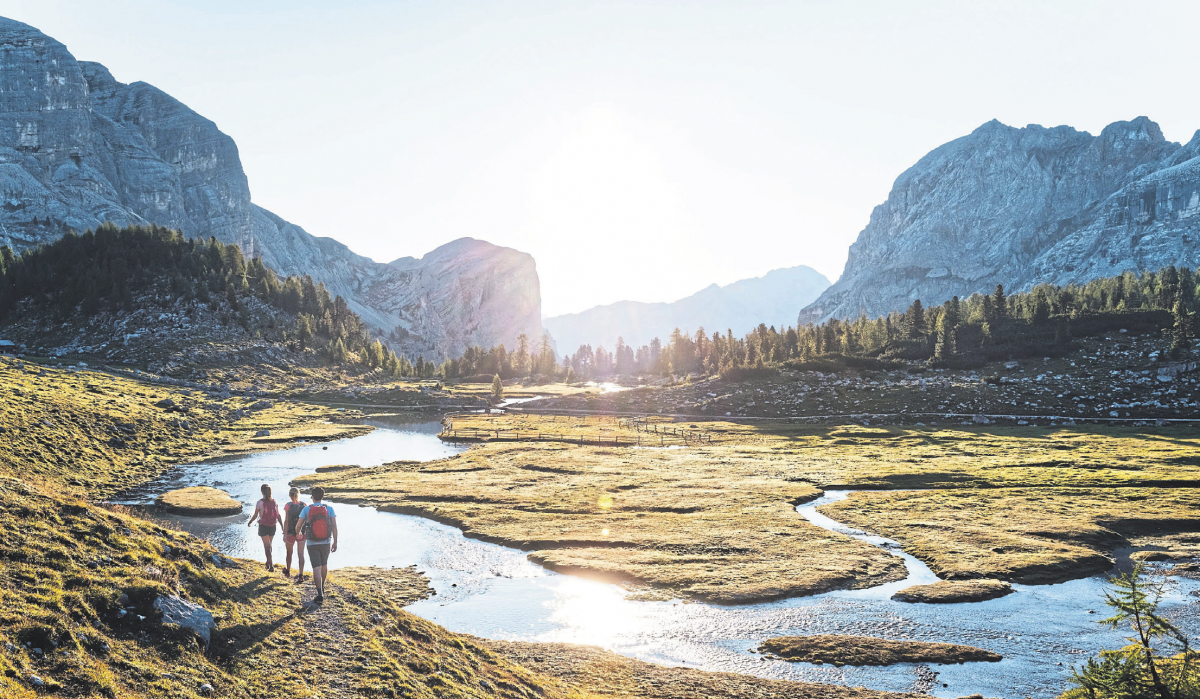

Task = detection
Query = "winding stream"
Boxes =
[117,415,1200,698]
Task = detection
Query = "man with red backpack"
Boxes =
[295,486,338,603]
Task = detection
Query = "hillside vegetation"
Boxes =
[0,356,365,496]
[0,225,427,377]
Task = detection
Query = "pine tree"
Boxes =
[905,300,926,339]
[1032,290,1051,325]
[296,314,313,351]
[1070,563,1193,699]
[491,374,504,401]
[1170,298,1195,359]
[992,284,1007,320]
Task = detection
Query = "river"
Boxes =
[116,413,1200,698]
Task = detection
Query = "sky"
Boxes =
[2,0,1199,317]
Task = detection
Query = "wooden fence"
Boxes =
[438,414,712,446]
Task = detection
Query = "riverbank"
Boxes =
[0,477,599,699]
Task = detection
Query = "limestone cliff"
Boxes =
[800,117,1200,323]
[0,17,543,359]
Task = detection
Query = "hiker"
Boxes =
[247,483,283,571]
[295,486,338,602]
[282,487,307,582]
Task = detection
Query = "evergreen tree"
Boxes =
[1070,563,1195,699]
[905,300,927,339]
[992,284,1008,319]
[1032,290,1051,325]
[1171,298,1195,359]
[491,374,504,401]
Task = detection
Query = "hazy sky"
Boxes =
[3,1,1199,316]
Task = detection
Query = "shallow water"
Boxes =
[117,415,1200,698]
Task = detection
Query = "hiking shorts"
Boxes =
[257,525,277,538]
[307,543,331,567]
[284,533,305,545]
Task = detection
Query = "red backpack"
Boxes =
[261,499,278,524]
[306,504,330,540]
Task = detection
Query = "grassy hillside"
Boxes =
[0,356,367,496]
[0,479,600,699]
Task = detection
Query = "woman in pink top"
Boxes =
[247,483,283,571]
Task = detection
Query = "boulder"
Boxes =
[154,595,216,648]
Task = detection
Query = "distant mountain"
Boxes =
[799,116,1200,324]
[545,266,830,352]
[0,17,543,359]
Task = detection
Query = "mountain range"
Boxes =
[0,17,543,359]
[800,116,1200,324]
[545,265,830,353]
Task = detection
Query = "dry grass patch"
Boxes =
[447,416,1200,489]
[297,440,907,603]
[891,579,1013,603]
[824,488,1200,583]
[427,416,1200,589]
[155,487,242,516]
[757,635,1002,666]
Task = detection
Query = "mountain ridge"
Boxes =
[0,16,543,359]
[799,116,1200,324]
[546,265,829,353]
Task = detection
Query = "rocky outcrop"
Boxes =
[153,595,216,648]
[0,17,542,358]
[547,265,829,352]
[800,117,1200,323]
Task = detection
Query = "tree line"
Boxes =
[0,224,396,367]
[3,226,1193,382]
[445,264,1198,383]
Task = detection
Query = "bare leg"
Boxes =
[314,566,326,598]
[296,544,306,581]
[261,535,273,570]
[284,539,294,577]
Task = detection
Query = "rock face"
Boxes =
[546,265,829,352]
[0,17,542,359]
[800,117,1200,323]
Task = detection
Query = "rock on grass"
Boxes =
[758,634,1001,666]
[891,579,1013,603]
[156,486,243,516]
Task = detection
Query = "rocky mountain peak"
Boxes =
[0,16,544,359]
[1100,116,1164,144]
[799,116,1197,324]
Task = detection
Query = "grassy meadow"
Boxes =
[299,412,1200,600]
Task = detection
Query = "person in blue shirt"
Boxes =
[294,486,338,603]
